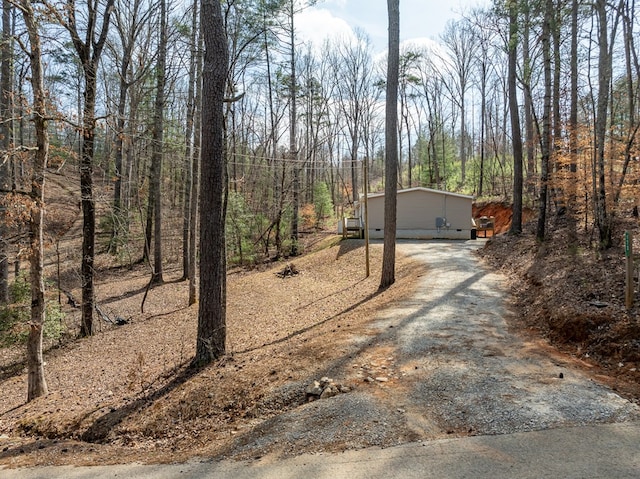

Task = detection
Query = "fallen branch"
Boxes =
[62,290,80,308]
[275,263,299,278]
[95,303,112,323]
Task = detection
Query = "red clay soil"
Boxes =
[473,202,535,235]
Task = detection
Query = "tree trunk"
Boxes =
[380,0,399,290]
[460,89,466,187]
[263,11,282,258]
[567,0,579,245]
[552,3,563,213]
[404,106,412,187]
[397,81,404,190]
[288,0,299,256]
[613,0,639,206]
[523,5,535,196]
[594,0,612,248]
[80,70,97,337]
[110,0,147,255]
[0,0,12,304]
[331,33,372,206]
[508,0,524,235]
[182,0,198,281]
[478,59,486,197]
[21,0,48,400]
[189,18,203,307]
[351,135,359,202]
[111,76,128,254]
[149,0,167,285]
[194,0,228,365]
[537,0,553,243]
[63,0,115,337]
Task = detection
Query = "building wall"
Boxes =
[363,188,473,240]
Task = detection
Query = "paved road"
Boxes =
[3,240,640,478]
[2,422,640,478]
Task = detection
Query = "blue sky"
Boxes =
[298,0,491,53]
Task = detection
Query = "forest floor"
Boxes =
[0,235,426,467]
[0,176,639,468]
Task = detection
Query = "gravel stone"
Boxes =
[220,240,640,460]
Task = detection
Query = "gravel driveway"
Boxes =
[386,240,639,436]
[225,239,640,459]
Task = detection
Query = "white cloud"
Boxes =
[296,7,356,49]
[320,0,348,8]
[401,37,447,58]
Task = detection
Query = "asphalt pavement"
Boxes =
[2,421,640,478]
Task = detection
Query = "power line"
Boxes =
[228,151,365,165]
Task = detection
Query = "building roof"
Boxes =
[363,186,474,201]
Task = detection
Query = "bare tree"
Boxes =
[189,3,203,306]
[109,0,153,254]
[53,0,115,336]
[508,0,523,235]
[441,18,476,187]
[182,0,198,282]
[262,3,284,257]
[551,1,563,214]
[16,0,48,400]
[469,8,493,197]
[397,49,420,188]
[330,30,373,204]
[380,0,399,290]
[593,0,616,248]
[0,0,12,303]
[194,0,228,365]
[566,0,579,245]
[536,0,552,242]
[415,53,447,190]
[614,0,640,206]
[285,0,300,255]
[145,0,167,284]
[522,2,536,195]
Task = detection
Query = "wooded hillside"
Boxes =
[0,0,639,405]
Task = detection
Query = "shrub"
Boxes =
[10,271,30,304]
[313,182,334,229]
[0,273,66,346]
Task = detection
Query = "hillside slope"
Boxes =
[0,238,424,466]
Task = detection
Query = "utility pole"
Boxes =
[363,158,370,278]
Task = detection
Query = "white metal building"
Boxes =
[358,187,474,240]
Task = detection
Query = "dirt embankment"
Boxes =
[479,212,640,402]
[473,202,535,235]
